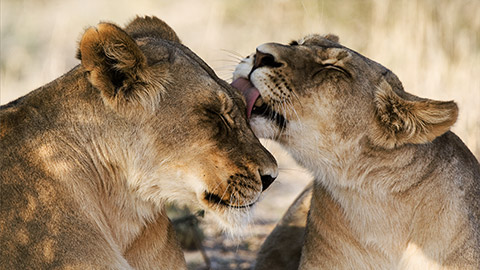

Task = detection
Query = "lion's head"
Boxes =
[75,17,278,230]
[232,34,457,176]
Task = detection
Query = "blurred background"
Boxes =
[2,0,479,269]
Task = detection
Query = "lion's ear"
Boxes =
[124,16,180,43]
[78,22,151,108]
[370,80,458,148]
[324,34,339,43]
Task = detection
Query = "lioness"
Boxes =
[232,34,480,269]
[0,16,278,269]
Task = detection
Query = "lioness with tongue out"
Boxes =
[231,34,480,270]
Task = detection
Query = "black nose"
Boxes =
[261,174,276,191]
[254,50,283,69]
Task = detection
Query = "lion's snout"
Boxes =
[260,174,275,191]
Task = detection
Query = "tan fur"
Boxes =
[232,34,480,269]
[255,182,312,270]
[0,16,278,269]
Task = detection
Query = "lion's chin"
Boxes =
[249,116,280,140]
[207,206,255,239]
[197,193,257,238]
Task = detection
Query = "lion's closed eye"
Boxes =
[312,64,351,79]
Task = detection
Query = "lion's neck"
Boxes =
[94,180,159,251]
[285,134,427,192]
[299,142,421,266]
[71,130,170,252]
[52,131,162,252]
[296,134,466,266]
[29,81,167,252]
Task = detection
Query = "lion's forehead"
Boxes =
[276,39,390,81]
[143,40,245,109]
[257,37,354,69]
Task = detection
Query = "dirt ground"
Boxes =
[180,141,312,270]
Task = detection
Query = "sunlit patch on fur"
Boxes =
[398,243,442,270]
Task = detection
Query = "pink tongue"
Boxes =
[231,78,260,119]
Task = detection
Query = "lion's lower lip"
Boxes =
[251,100,269,115]
[204,192,256,209]
[252,102,287,129]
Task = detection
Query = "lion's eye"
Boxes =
[205,108,232,136]
[312,64,351,79]
[219,114,232,131]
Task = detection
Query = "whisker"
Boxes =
[286,97,301,124]
[290,88,302,108]
[280,103,288,138]
[220,48,245,60]
[279,167,308,173]
[212,59,243,64]
[213,64,238,71]
[208,177,227,205]
[220,182,231,206]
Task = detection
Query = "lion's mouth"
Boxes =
[204,192,256,209]
[231,78,287,128]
